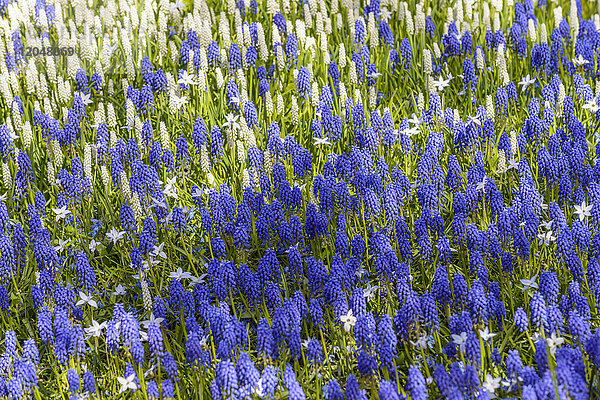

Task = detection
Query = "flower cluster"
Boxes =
[1,0,600,398]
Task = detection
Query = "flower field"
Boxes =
[2,0,600,397]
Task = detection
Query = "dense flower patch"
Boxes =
[0,0,600,398]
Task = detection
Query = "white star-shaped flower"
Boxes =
[117,374,138,394]
[476,177,488,193]
[76,292,98,308]
[171,93,189,110]
[363,283,378,302]
[468,116,482,126]
[75,92,93,106]
[401,125,420,137]
[339,309,357,333]
[151,243,167,259]
[313,137,332,146]
[85,320,107,338]
[546,332,564,356]
[507,158,519,170]
[573,54,589,67]
[103,42,118,58]
[169,267,194,281]
[432,76,451,91]
[452,332,468,352]
[169,0,185,13]
[583,98,600,113]
[189,273,208,287]
[112,284,127,296]
[106,228,126,245]
[163,176,178,199]
[518,74,535,92]
[574,201,592,221]
[223,113,240,131]
[478,327,497,342]
[52,206,71,221]
[141,313,165,329]
[366,71,382,79]
[89,238,100,252]
[191,187,206,198]
[408,114,421,126]
[150,197,168,210]
[53,238,70,253]
[410,335,428,350]
[537,230,556,246]
[540,220,553,230]
[482,374,502,398]
[178,70,196,86]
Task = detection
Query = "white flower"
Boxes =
[339,309,357,332]
[408,114,421,126]
[169,0,185,13]
[112,284,127,296]
[401,125,420,137]
[478,327,497,342]
[143,364,156,379]
[106,227,126,245]
[432,76,451,91]
[520,274,539,292]
[53,238,70,252]
[507,158,519,170]
[76,292,98,308]
[223,114,240,131]
[482,374,502,398]
[410,335,428,350]
[540,220,553,231]
[117,374,138,394]
[75,92,93,106]
[366,71,382,80]
[163,176,178,199]
[150,197,168,210]
[574,201,592,221]
[468,116,482,126]
[141,313,165,329]
[530,331,544,343]
[169,267,194,281]
[362,283,378,302]
[546,332,565,356]
[151,243,167,259]
[313,137,332,146]
[189,273,208,287]
[476,177,488,193]
[89,239,100,252]
[573,55,589,67]
[518,74,535,91]
[142,258,160,271]
[191,187,206,198]
[85,320,107,338]
[355,267,368,278]
[53,206,71,221]
[171,93,189,110]
[254,377,265,397]
[452,332,468,352]
[583,98,600,113]
[178,70,196,86]
[537,230,556,246]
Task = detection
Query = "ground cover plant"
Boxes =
[0,0,600,398]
